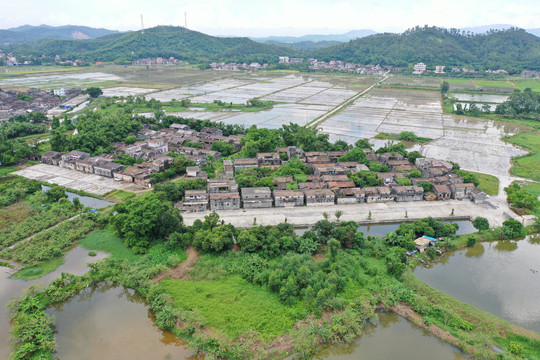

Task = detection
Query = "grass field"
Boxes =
[505,132,540,181]
[444,77,540,92]
[104,190,136,202]
[12,258,65,280]
[0,166,18,177]
[0,202,34,230]
[460,171,500,195]
[162,275,304,341]
[523,183,540,197]
[80,229,142,262]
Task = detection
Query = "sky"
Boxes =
[1,0,539,36]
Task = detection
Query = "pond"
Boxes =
[295,219,476,237]
[317,312,467,359]
[41,185,113,209]
[0,246,108,360]
[415,236,540,333]
[48,284,198,360]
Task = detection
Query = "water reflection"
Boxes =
[317,312,467,359]
[49,284,198,360]
[415,237,540,333]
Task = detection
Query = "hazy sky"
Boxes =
[1,0,539,36]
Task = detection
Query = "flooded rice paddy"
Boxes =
[415,236,540,333]
[0,72,122,89]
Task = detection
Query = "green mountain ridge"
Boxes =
[312,26,540,71]
[9,26,301,64]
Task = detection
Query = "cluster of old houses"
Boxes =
[0,88,81,121]
[209,62,268,71]
[132,57,181,66]
[178,147,488,212]
[38,124,243,186]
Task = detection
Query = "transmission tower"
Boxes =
[141,14,145,33]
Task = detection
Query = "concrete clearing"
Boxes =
[182,199,511,229]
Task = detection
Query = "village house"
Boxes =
[186,166,201,177]
[170,123,191,131]
[93,161,124,178]
[241,187,273,209]
[337,162,370,172]
[313,164,347,176]
[179,190,209,212]
[273,190,305,207]
[377,186,395,202]
[209,192,241,210]
[304,189,335,206]
[298,182,325,190]
[335,188,365,204]
[363,187,381,203]
[379,152,404,164]
[208,179,239,194]
[223,159,234,178]
[451,183,475,200]
[201,127,223,137]
[41,151,63,166]
[325,180,356,190]
[285,146,305,160]
[469,189,488,204]
[321,175,349,182]
[60,151,90,170]
[233,158,258,172]
[257,152,282,166]
[327,151,348,162]
[386,159,411,171]
[433,184,452,200]
[414,235,437,252]
[376,172,406,185]
[391,186,424,202]
[114,163,151,183]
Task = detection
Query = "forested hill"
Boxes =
[312,26,540,71]
[10,26,301,64]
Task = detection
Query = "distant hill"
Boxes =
[252,29,376,43]
[0,24,119,44]
[10,26,301,63]
[527,28,540,37]
[265,40,342,51]
[312,26,540,71]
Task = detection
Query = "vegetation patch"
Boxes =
[375,131,432,144]
[80,229,141,263]
[12,258,65,280]
[104,189,136,202]
[505,132,540,181]
[162,276,303,341]
[458,171,500,195]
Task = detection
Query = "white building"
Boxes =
[435,66,445,74]
[412,62,427,74]
[279,56,289,64]
[53,88,66,96]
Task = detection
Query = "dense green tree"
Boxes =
[86,87,103,98]
[472,217,490,231]
[211,141,236,156]
[338,148,367,163]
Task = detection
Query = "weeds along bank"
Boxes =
[7,194,540,360]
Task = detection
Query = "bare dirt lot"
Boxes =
[13,164,145,195]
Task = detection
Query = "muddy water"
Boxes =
[317,312,467,359]
[0,246,108,360]
[415,236,540,333]
[41,185,113,209]
[49,283,198,360]
[295,220,476,237]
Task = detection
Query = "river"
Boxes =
[415,236,540,333]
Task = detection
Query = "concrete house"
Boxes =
[392,186,424,202]
[304,189,335,206]
[241,187,273,208]
[451,183,475,200]
[433,184,452,200]
[286,146,305,160]
[273,190,304,207]
[321,175,349,182]
[336,188,365,204]
[387,159,411,171]
[41,151,63,166]
[61,151,90,170]
[298,182,325,190]
[180,190,209,212]
[325,180,356,190]
[201,128,223,138]
[469,189,487,204]
[186,166,201,177]
[209,192,241,210]
[327,151,348,162]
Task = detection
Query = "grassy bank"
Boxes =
[80,229,141,262]
[504,132,540,181]
[375,132,433,144]
[460,171,500,195]
[12,258,65,280]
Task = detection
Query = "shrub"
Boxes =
[466,237,477,247]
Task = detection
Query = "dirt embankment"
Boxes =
[152,246,199,283]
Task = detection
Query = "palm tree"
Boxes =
[335,210,343,221]
[322,212,329,220]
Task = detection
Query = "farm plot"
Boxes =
[384,76,441,87]
[300,87,357,106]
[0,72,122,89]
[101,87,157,97]
[217,103,331,128]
